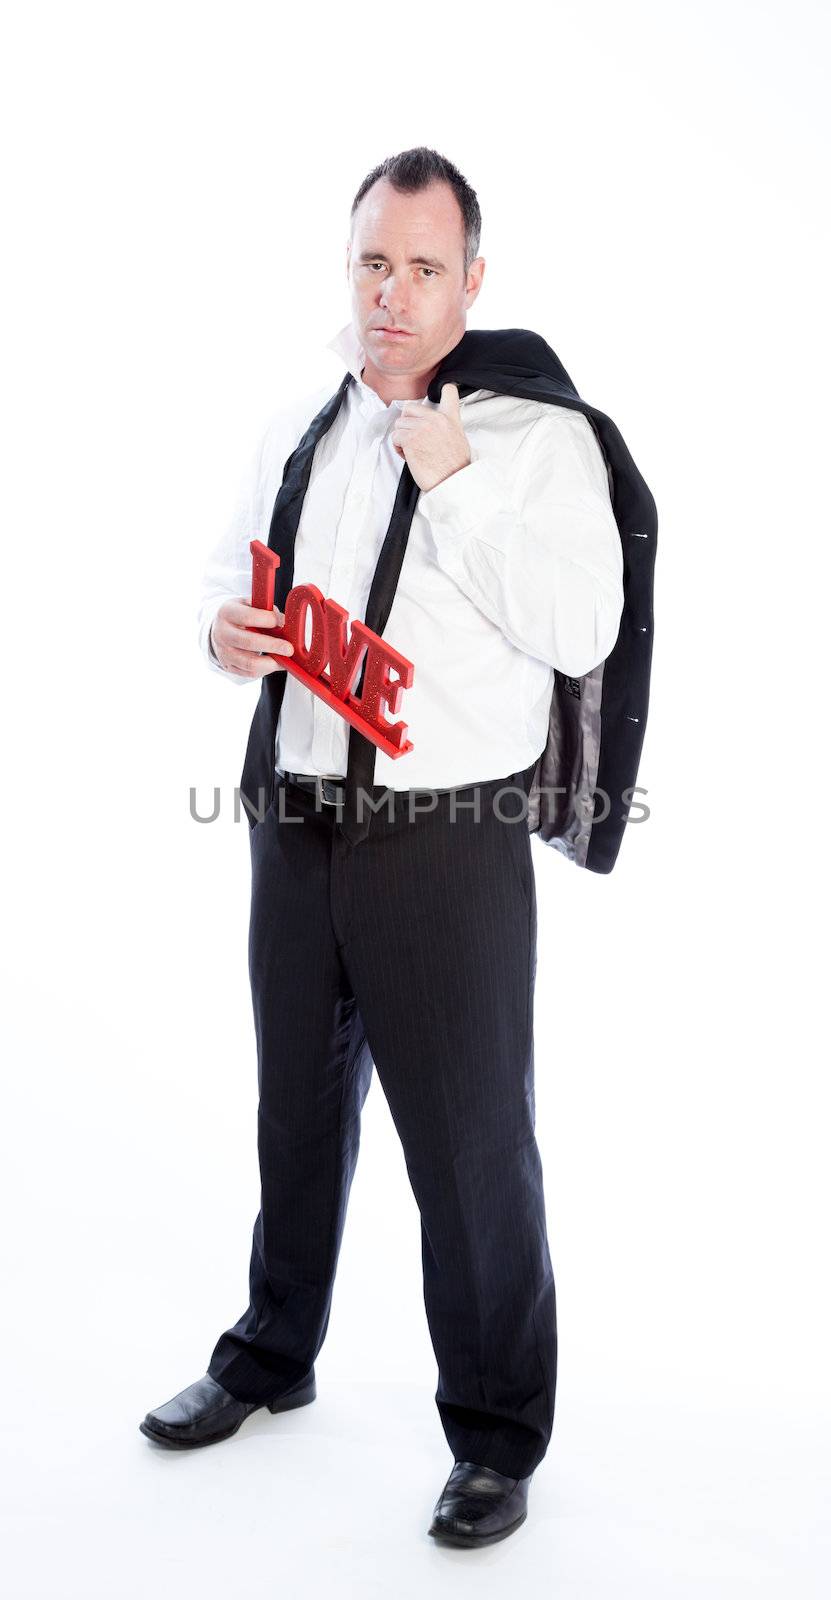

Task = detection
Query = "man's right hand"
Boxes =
[209,596,295,679]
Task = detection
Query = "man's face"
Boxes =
[346,178,484,393]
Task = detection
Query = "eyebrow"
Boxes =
[357,249,448,271]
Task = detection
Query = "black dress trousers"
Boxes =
[207,757,557,1478]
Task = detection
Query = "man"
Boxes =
[140,147,625,1548]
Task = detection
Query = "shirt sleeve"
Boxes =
[417,406,624,678]
[196,428,269,684]
[196,383,332,683]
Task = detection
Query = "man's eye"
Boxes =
[365,263,436,278]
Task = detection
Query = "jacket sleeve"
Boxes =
[417,407,624,679]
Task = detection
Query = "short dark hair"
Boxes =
[350,147,482,275]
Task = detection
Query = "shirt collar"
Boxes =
[325,321,367,386]
[325,321,430,416]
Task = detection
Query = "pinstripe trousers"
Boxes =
[206,757,557,1477]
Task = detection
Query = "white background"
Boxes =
[2,1,829,1594]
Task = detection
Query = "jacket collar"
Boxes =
[325,321,582,412]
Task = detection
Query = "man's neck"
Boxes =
[360,362,440,407]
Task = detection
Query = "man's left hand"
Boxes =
[390,382,472,492]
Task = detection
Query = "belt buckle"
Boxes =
[315,774,341,807]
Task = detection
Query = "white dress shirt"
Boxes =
[197,321,624,790]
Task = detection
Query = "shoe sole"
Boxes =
[139,1375,317,1450]
[427,1508,528,1547]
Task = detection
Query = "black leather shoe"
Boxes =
[427,1460,533,1546]
[139,1369,316,1449]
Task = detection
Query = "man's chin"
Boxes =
[377,342,420,359]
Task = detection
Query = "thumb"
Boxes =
[439,381,460,413]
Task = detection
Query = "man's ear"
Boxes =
[464,256,485,310]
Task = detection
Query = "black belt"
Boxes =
[278,761,540,815]
[280,770,347,807]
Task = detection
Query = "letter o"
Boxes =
[283,585,328,676]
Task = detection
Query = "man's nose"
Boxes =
[379,277,409,316]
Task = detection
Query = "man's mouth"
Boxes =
[372,327,414,338]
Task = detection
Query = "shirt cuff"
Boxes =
[198,597,251,684]
[207,619,222,665]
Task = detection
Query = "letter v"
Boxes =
[325,600,366,698]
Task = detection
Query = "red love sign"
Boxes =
[248,539,414,759]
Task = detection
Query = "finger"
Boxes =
[224,599,287,627]
[439,381,460,410]
[222,645,290,678]
[214,645,260,678]
[230,625,295,655]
